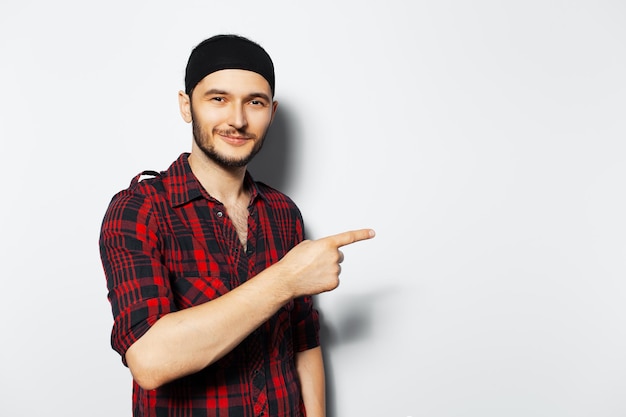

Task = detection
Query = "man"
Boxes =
[99,34,375,417]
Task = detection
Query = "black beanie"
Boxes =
[184,34,275,96]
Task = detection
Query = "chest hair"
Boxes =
[225,200,249,249]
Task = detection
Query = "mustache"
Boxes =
[214,129,256,140]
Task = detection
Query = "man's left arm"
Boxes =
[296,346,326,417]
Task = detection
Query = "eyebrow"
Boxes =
[202,89,272,103]
[202,89,229,97]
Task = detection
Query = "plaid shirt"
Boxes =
[99,153,320,417]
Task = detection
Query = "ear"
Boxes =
[178,90,192,123]
[270,100,279,124]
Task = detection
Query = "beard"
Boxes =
[191,109,267,168]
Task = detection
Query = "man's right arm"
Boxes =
[123,228,375,390]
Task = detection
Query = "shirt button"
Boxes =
[216,211,223,218]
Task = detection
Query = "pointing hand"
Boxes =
[277,229,376,297]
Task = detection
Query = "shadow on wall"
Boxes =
[316,298,376,417]
[317,289,398,417]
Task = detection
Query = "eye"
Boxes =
[250,99,266,106]
[211,96,226,103]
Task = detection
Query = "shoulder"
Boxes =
[254,181,305,237]
[105,153,190,211]
[255,181,302,215]
[253,181,305,243]
[102,171,167,225]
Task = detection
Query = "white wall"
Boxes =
[1,1,625,416]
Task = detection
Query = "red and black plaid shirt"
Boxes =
[99,153,320,417]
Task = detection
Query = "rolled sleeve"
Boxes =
[99,188,175,361]
[291,295,320,352]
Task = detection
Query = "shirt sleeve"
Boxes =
[99,186,175,363]
[291,295,321,352]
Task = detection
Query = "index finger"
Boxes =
[321,228,376,248]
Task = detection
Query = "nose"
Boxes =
[228,102,248,130]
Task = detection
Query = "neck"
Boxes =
[188,150,248,204]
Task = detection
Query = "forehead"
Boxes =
[193,69,272,97]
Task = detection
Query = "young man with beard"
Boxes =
[99,34,375,417]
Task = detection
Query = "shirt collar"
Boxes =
[165,153,266,207]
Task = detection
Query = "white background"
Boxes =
[1,1,625,416]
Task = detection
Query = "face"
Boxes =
[179,69,278,168]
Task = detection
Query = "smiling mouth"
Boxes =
[217,132,255,146]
